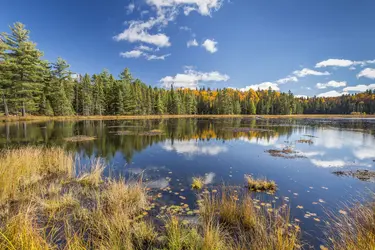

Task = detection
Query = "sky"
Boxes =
[2,0,375,97]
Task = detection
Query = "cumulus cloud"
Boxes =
[317,90,348,97]
[315,58,375,68]
[293,68,330,77]
[357,68,375,79]
[187,39,198,47]
[147,0,224,16]
[160,68,229,88]
[275,76,298,84]
[146,53,171,60]
[202,39,218,53]
[238,82,280,91]
[114,18,171,47]
[343,84,375,92]
[316,80,347,89]
[120,50,143,58]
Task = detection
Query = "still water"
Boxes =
[1,118,375,248]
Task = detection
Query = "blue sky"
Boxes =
[2,0,375,97]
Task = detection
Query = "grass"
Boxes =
[244,174,277,192]
[296,139,314,145]
[0,147,370,249]
[191,177,204,190]
[326,201,375,250]
[266,147,306,159]
[198,188,301,250]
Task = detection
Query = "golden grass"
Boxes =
[199,188,301,250]
[0,147,74,204]
[244,174,277,192]
[327,202,375,250]
[191,177,204,190]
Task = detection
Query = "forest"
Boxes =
[1,22,375,117]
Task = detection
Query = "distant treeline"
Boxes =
[1,22,375,117]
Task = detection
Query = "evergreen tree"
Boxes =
[81,74,92,116]
[0,22,45,116]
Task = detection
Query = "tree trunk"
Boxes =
[2,93,9,116]
[21,101,26,116]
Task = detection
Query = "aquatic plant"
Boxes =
[191,177,204,190]
[244,174,277,192]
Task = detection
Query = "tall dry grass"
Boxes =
[327,202,375,250]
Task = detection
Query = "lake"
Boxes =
[1,117,375,248]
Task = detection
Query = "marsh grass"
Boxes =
[326,202,375,250]
[198,188,301,250]
[244,174,277,192]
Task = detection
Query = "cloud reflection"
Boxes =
[162,140,227,156]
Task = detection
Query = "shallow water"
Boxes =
[1,118,375,248]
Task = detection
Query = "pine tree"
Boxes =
[248,99,256,115]
[49,57,74,115]
[92,74,105,115]
[0,22,45,116]
[168,85,180,114]
[81,74,92,116]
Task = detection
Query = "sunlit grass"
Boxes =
[191,177,204,190]
[327,201,375,250]
[244,174,277,192]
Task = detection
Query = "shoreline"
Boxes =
[1,114,375,123]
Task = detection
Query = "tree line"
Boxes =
[1,22,375,117]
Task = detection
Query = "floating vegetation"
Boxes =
[191,177,204,190]
[63,135,96,142]
[244,174,277,192]
[296,139,314,145]
[266,147,306,159]
[332,169,375,182]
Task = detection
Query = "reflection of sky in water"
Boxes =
[1,118,375,248]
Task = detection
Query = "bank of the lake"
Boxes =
[1,114,374,123]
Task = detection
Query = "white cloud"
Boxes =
[126,3,135,14]
[315,58,375,68]
[316,59,355,68]
[147,0,223,16]
[120,49,170,61]
[316,80,347,89]
[293,68,330,77]
[119,50,143,58]
[343,84,375,92]
[160,68,229,89]
[357,68,375,79]
[275,76,298,84]
[146,53,171,60]
[140,10,150,17]
[202,39,218,53]
[238,82,280,91]
[310,159,346,168]
[135,45,154,51]
[187,39,198,47]
[317,90,348,97]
